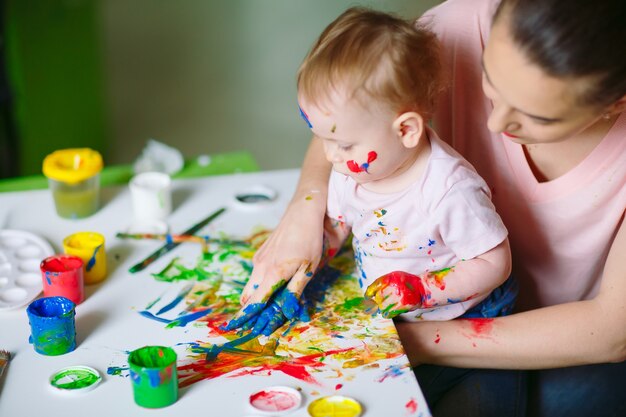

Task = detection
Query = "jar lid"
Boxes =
[43,148,103,184]
[49,366,102,393]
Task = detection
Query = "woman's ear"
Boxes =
[604,94,626,116]
[392,112,424,148]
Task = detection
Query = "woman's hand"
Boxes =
[225,189,327,331]
[227,137,332,332]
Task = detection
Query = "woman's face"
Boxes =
[482,16,607,145]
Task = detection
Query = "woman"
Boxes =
[241,0,626,415]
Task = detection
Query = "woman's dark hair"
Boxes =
[494,0,626,107]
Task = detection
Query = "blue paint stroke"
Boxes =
[378,364,406,382]
[205,331,259,361]
[156,283,194,315]
[299,105,313,128]
[107,366,129,376]
[139,308,212,327]
[86,245,102,272]
[139,310,171,323]
[166,309,213,328]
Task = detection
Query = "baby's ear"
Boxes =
[392,112,424,148]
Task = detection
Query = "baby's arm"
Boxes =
[366,239,511,318]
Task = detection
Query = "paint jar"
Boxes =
[62,232,107,285]
[129,172,172,232]
[43,148,103,219]
[128,346,178,408]
[40,255,85,305]
[26,296,76,356]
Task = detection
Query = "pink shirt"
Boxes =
[423,0,626,310]
[327,129,508,320]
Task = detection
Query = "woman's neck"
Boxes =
[523,113,618,182]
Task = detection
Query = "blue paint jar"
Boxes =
[26,296,76,355]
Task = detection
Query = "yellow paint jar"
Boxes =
[43,149,103,219]
[63,232,107,285]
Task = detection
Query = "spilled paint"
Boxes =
[405,397,418,414]
[347,151,377,173]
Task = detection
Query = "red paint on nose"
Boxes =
[502,131,519,138]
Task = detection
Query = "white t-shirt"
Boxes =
[327,128,508,320]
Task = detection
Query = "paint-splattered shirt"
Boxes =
[327,128,508,320]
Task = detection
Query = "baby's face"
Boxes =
[298,89,413,186]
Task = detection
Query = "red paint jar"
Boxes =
[40,255,85,305]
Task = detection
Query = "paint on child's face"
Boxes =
[346,151,377,173]
[299,105,313,128]
[299,90,415,186]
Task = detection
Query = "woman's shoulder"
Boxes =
[421,0,500,41]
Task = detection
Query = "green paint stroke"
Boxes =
[50,368,101,390]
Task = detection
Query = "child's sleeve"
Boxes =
[435,174,508,261]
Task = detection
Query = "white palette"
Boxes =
[0,230,54,311]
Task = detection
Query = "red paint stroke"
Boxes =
[335,383,343,390]
[406,397,418,414]
[347,151,378,173]
[434,333,441,344]
[177,347,354,388]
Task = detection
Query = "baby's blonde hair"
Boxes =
[298,7,443,118]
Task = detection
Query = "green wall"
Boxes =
[5,0,107,176]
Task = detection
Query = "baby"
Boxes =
[298,7,516,320]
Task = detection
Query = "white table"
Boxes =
[0,169,431,417]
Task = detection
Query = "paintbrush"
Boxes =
[128,207,227,273]
[117,232,246,246]
[0,350,10,379]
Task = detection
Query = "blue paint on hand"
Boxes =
[274,289,302,320]
[222,302,265,330]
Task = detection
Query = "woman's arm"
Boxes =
[397,215,626,369]
[239,136,331,305]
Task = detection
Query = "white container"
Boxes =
[129,172,172,229]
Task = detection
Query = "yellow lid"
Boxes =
[43,148,103,184]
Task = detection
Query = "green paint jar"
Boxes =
[128,346,178,408]
[43,148,103,219]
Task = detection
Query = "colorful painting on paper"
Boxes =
[108,229,415,402]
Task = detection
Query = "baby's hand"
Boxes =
[365,271,428,318]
